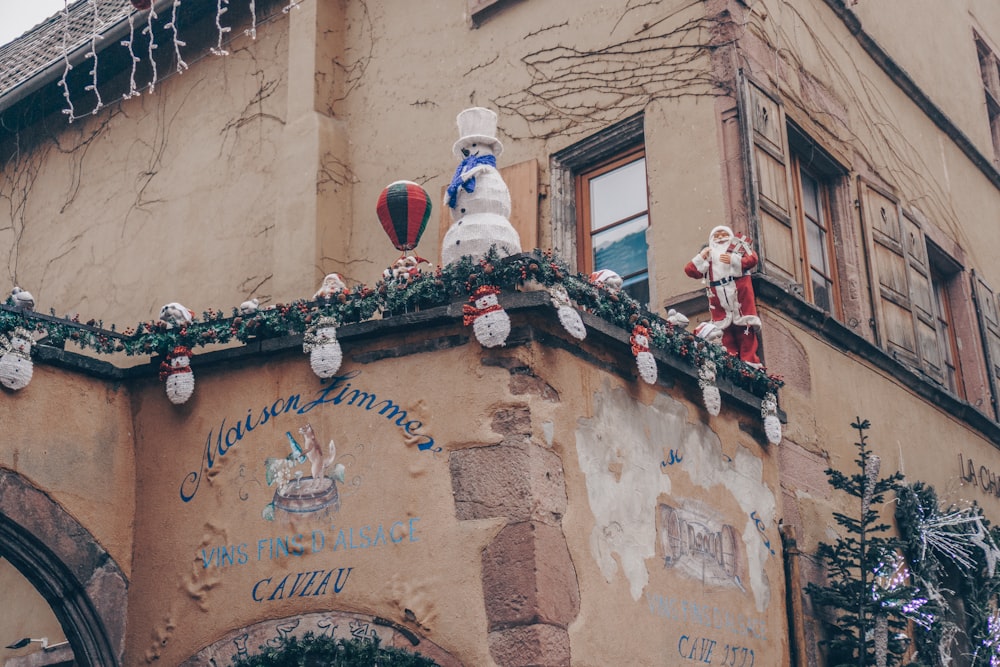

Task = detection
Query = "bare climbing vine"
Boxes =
[494,8,737,141]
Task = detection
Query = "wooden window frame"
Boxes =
[928,245,966,398]
[975,33,1000,166]
[740,74,847,317]
[790,152,843,318]
[574,146,648,278]
[550,113,646,281]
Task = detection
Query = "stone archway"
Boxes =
[181,611,462,666]
[0,470,127,667]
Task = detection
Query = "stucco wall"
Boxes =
[116,308,786,666]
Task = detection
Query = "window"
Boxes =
[928,246,965,398]
[975,33,1000,165]
[789,127,842,316]
[743,79,845,317]
[859,186,971,394]
[576,147,650,305]
[551,114,649,305]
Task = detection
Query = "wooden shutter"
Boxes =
[973,270,1000,420]
[502,158,539,251]
[438,159,538,263]
[901,212,945,383]
[740,75,797,282]
[859,181,920,366]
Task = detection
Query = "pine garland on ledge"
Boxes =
[0,249,782,398]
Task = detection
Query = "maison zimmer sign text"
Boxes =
[179,370,438,503]
[959,453,1000,500]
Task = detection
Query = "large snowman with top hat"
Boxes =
[442,107,522,264]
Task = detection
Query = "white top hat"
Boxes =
[453,107,504,158]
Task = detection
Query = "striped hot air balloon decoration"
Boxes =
[376,181,432,252]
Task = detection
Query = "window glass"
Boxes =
[791,153,839,316]
[593,214,649,282]
[577,149,649,306]
[589,159,647,230]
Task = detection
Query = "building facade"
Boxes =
[1,0,1000,665]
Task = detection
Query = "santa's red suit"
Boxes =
[684,225,762,366]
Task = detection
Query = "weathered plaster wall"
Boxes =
[1,7,295,325]
[848,0,1000,158]
[0,364,135,573]
[117,309,785,666]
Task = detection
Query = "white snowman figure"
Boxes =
[463,285,510,348]
[303,316,343,379]
[549,284,586,340]
[160,346,195,404]
[630,324,657,385]
[0,327,34,390]
[441,107,522,265]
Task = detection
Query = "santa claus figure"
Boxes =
[684,225,762,367]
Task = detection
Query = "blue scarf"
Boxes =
[446,154,497,209]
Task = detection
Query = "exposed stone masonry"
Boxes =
[449,399,580,666]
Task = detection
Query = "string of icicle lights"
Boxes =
[57,0,303,122]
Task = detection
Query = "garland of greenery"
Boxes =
[0,249,782,397]
[895,482,1000,666]
[227,632,439,667]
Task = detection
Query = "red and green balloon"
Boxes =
[376,181,431,251]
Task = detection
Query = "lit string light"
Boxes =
[141,3,159,92]
[166,0,188,73]
[83,0,105,115]
[211,0,231,56]
[871,553,933,628]
[282,1,303,13]
[57,0,76,121]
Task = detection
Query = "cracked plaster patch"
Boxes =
[576,380,775,611]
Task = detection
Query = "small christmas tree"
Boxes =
[807,418,916,667]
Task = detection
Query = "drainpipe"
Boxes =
[781,522,809,667]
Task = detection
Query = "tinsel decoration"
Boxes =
[0,327,35,391]
[862,453,881,517]
[874,612,888,667]
[549,284,586,340]
[463,285,510,348]
[302,316,343,379]
[631,324,657,385]
[698,360,720,416]
[970,519,1000,578]
[761,391,781,444]
[159,345,194,404]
